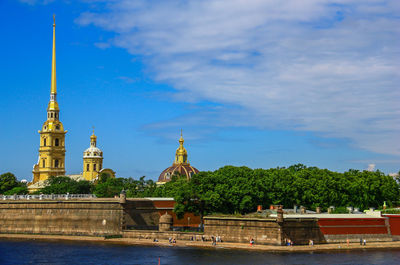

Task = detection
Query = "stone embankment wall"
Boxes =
[123,230,201,241]
[0,199,123,236]
[282,219,326,245]
[204,217,282,245]
[203,217,324,245]
[204,215,398,245]
[0,198,201,237]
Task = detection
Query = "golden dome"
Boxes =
[158,131,199,184]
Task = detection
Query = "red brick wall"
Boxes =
[383,215,400,235]
[318,218,388,235]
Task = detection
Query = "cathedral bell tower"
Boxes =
[32,15,67,183]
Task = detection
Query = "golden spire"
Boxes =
[174,130,188,165]
[51,14,56,95]
[47,14,59,111]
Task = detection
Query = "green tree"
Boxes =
[4,186,28,195]
[93,177,124,198]
[0,172,24,194]
[40,176,93,194]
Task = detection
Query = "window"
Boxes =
[87,164,90,171]
[56,125,60,130]
[51,113,53,118]
[55,159,59,168]
[55,138,59,146]
[42,159,45,168]
[43,138,46,146]
[93,164,97,171]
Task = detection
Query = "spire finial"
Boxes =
[53,14,56,26]
[181,129,183,137]
[92,126,95,135]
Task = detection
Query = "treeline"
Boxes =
[1,164,399,218]
[156,165,400,218]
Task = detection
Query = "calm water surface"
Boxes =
[0,239,399,265]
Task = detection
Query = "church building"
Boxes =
[28,16,114,192]
[32,15,67,184]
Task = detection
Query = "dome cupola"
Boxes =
[83,130,103,158]
[157,131,199,184]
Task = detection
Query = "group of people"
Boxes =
[211,235,222,246]
[168,237,176,244]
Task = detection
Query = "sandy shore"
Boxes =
[1,233,399,252]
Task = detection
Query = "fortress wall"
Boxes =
[203,217,282,245]
[203,216,393,245]
[0,200,124,236]
[383,214,400,236]
[282,218,326,245]
[123,230,201,241]
[0,198,203,237]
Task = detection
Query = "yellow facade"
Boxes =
[82,133,103,181]
[32,16,67,184]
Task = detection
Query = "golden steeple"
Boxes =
[90,126,97,147]
[48,14,59,111]
[31,15,67,187]
[174,130,188,165]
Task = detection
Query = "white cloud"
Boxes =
[76,0,400,155]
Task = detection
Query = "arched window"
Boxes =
[42,159,45,168]
[93,164,97,171]
[54,159,59,168]
[43,138,46,146]
[51,113,53,118]
[55,138,59,146]
[87,164,90,171]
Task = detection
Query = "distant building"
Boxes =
[157,132,199,185]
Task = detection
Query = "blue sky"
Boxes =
[0,0,399,180]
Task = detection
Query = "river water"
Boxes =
[0,239,399,265]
